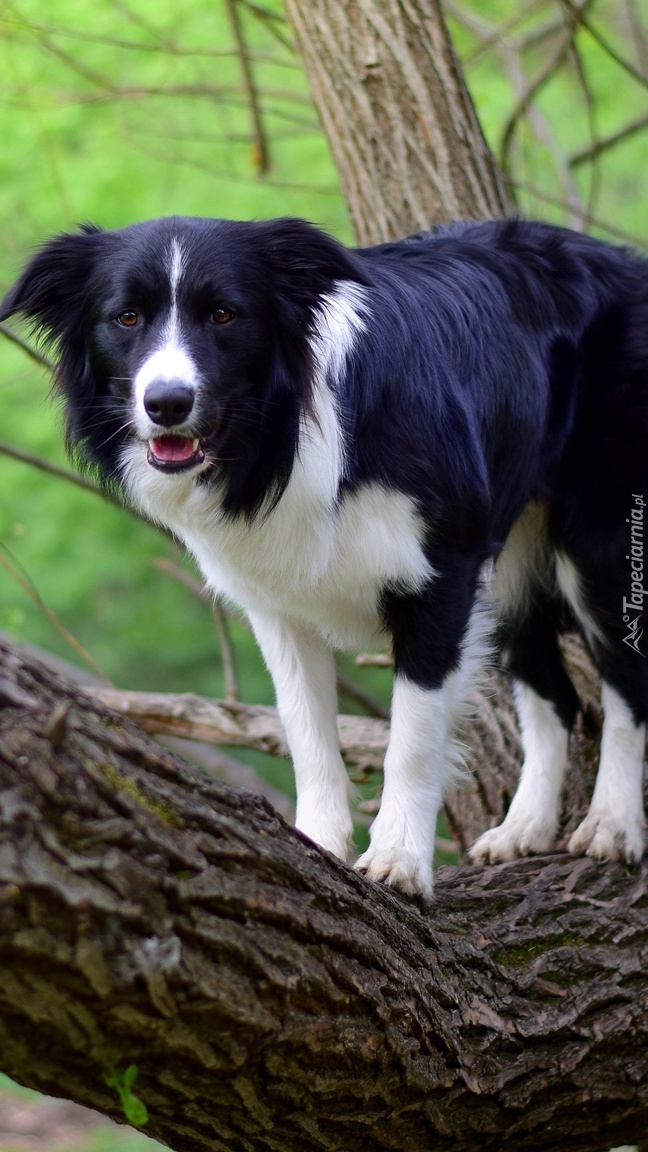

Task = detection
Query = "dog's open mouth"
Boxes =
[147,435,205,473]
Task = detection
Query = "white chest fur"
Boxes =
[125,440,433,648]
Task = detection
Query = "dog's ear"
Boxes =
[259,217,373,300]
[0,225,104,344]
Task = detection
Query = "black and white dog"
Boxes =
[2,215,647,895]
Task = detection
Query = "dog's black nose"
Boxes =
[144,381,195,426]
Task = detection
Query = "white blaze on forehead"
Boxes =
[133,237,199,428]
[169,237,184,311]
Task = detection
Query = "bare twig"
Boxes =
[2,0,119,93]
[225,0,270,173]
[0,440,106,499]
[561,0,648,89]
[336,669,389,721]
[0,440,167,531]
[90,687,389,773]
[0,543,111,685]
[492,13,585,229]
[0,14,300,65]
[213,602,241,703]
[48,83,313,107]
[151,557,207,599]
[567,28,600,223]
[624,0,648,77]
[445,0,553,66]
[507,177,648,250]
[499,0,593,177]
[0,322,55,371]
[238,0,294,52]
[569,111,648,168]
[355,653,393,668]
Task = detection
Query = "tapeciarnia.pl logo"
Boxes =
[623,494,646,656]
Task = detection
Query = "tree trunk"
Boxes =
[0,638,647,1152]
[283,0,512,244]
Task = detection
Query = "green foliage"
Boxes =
[105,1066,149,1128]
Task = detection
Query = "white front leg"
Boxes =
[356,676,456,898]
[248,612,354,861]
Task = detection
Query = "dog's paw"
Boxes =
[355,846,433,898]
[469,815,558,865]
[295,805,354,862]
[568,809,645,864]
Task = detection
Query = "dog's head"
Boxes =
[0,216,370,515]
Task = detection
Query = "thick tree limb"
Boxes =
[0,639,647,1152]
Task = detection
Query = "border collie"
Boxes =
[2,216,647,896]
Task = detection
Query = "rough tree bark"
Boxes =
[0,639,647,1152]
[283,0,512,243]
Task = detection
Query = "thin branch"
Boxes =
[0,15,301,65]
[43,83,313,107]
[0,322,55,371]
[0,440,166,531]
[624,0,648,77]
[2,0,120,93]
[132,141,338,195]
[336,669,389,720]
[151,557,207,599]
[508,176,648,249]
[0,440,105,498]
[213,602,241,703]
[499,0,594,177]
[569,111,648,168]
[446,0,555,66]
[238,0,294,52]
[492,13,585,229]
[90,687,389,773]
[567,27,600,224]
[225,0,270,173]
[355,653,393,668]
[109,0,171,49]
[0,543,111,685]
[561,0,648,89]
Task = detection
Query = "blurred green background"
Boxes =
[0,0,646,1147]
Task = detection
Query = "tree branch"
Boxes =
[224,0,271,173]
[0,637,646,1152]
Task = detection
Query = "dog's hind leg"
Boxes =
[470,594,580,864]
[569,681,645,862]
[555,552,647,863]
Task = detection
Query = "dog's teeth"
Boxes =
[192,439,199,451]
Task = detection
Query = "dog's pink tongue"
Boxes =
[151,435,195,462]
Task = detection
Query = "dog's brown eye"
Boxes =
[211,307,234,325]
[116,310,139,328]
